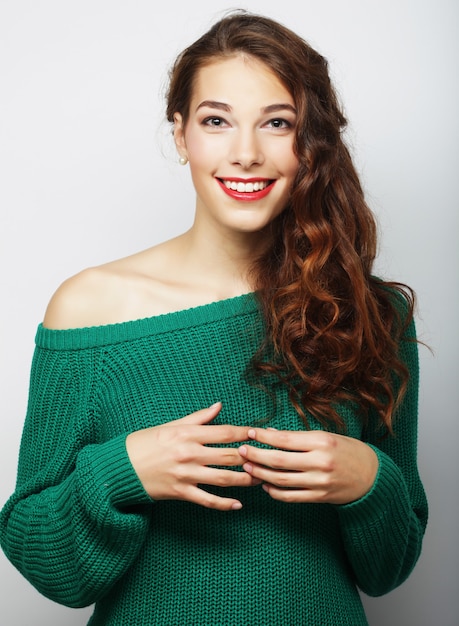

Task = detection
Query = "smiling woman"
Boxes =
[173,55,299,235]
[0,10,427,626]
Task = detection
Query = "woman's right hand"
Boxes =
[125,402,257,511]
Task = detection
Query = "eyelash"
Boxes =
[201,116,293,129]
[267,118,292,129]
[203,116,226,127]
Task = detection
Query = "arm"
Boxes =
[239,315,428,596]
[0,344,153,608]
[336,315,428,596]
[1,344,256,607]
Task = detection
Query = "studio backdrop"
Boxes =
[1,1,458,625]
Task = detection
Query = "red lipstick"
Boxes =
[217,178,275,202]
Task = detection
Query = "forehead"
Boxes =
[190,54,294,108]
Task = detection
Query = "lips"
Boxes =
[217,177,275,201]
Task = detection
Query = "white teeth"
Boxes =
[223,180,269,193]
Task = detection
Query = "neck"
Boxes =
[176,222,271,297]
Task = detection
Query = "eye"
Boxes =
[266,118,292,129]
[202,116,227,127]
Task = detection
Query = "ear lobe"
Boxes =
[173,112,187,157]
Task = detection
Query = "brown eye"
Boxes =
[268,118,290,129]
[203,117,224,127]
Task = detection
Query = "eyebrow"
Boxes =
[195,100,297,115]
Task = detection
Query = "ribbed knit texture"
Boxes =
[0,293,427,625]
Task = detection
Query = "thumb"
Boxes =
[175,402,222,425]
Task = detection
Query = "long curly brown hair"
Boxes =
[166,11,415,432]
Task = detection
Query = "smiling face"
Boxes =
[174,55,299,237]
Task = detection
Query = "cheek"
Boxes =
[185,128,219,166]
[280,146,299,178]
[263,137,298,179]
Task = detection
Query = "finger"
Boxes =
[247,427,323,451]
[262,483,321,503]
[239,444,307,470]
[185,485,244,511]
[200,446,248,467]
[172,402,222,426]
[196,425,251,445]
[243,463,309,489]
[198,466,261,489]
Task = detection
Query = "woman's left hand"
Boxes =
[239,428,379,505]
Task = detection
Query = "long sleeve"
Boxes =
[336,315,428,596]
[0,296,428,625]
[0,344,153,608]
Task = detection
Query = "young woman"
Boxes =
[0,11,427,626]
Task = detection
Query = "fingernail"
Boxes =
[239,445,247,456]
[248,429,256,439]
[267,427,278,431]
[231,502,242,510]
[243,463,253,473]
[209,402,221,409]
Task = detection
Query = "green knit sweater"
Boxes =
[0,293,427,625]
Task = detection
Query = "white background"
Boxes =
[1,1,458,624]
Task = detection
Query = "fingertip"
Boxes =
[207,402,222,418]
[248,428,256,439]
[231,501,242,510]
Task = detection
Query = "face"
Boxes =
[174,55,299,237]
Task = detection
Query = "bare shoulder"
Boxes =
[42,238,191,330]
[42,264,128,330]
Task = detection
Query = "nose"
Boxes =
[229,128,264,169]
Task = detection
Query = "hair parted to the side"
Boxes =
[166,10,415,433]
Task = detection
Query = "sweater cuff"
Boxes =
[78,434,153,509]
[337,446,410,524]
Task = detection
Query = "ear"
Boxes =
[173,112,188,160]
